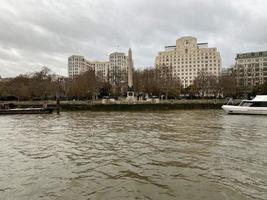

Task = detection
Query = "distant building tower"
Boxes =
[68,51,130,84]
[94,61,110,82]
[68,55,93,78]
[235,51,267,90]
[109,52,128,85]
[221,67,234,77]
[155,36,222,88]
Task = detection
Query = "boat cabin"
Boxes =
[239,101,267,107]
[239,95,267,107]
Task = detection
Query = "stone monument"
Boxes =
[126,48,135,102]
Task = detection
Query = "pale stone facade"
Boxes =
[109,52,128,85]
[68,55,93,78]
[68,52,129,85]
[235,51,267,88]
[93,61,109,81]
[155,36,222,88]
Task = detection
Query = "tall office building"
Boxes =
[94,61,109,81]
[155,36,222,88]
[68,51,130,85]
[235,51,267,88]
[109,52,128,85]
[68,55,93,78]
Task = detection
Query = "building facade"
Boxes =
[221,67,235,77]
[109,52,128,85]
[94,61,109,81]
[68,52,129,85]
[235,51,267,89]
[155,36,222,88]
[68,55,93,78]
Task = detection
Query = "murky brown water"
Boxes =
[0,110,267,200]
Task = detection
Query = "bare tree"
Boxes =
[157,64,181,99]
[66,69,99,100]
[133,66,181,99]
[193,70,220,98]
[219,74,236,97]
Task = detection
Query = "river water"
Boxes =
[0,110,266,200]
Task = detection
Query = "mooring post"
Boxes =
[56,98,60,114]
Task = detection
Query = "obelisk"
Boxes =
[126,48,135,101]
[128,48,133,90]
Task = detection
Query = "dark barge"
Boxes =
[0,108,54,115]
[0,103,54,115]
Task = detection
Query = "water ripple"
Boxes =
[0,110,266,200]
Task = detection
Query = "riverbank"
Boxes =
[2,99,239,111]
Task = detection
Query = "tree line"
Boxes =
[0,66,266,101]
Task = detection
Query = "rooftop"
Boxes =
[164,43,208,51]
[236,51,267,59]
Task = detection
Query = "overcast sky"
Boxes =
[0,0,267,77]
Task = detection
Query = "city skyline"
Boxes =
[1,0,267,77]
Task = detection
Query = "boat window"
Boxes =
[240,102,253,107]
[250,102,267,107]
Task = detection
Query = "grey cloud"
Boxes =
[0,0,267,77]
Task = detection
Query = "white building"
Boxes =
[68,55,93,78]
[68,52,130,85]
[94,61,109,81]
[155,36,222,88]
[109,52,128,85]
[235,51,267,88]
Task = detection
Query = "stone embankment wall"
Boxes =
[6,99,238,111]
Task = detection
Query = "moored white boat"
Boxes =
[222,95,267,115]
